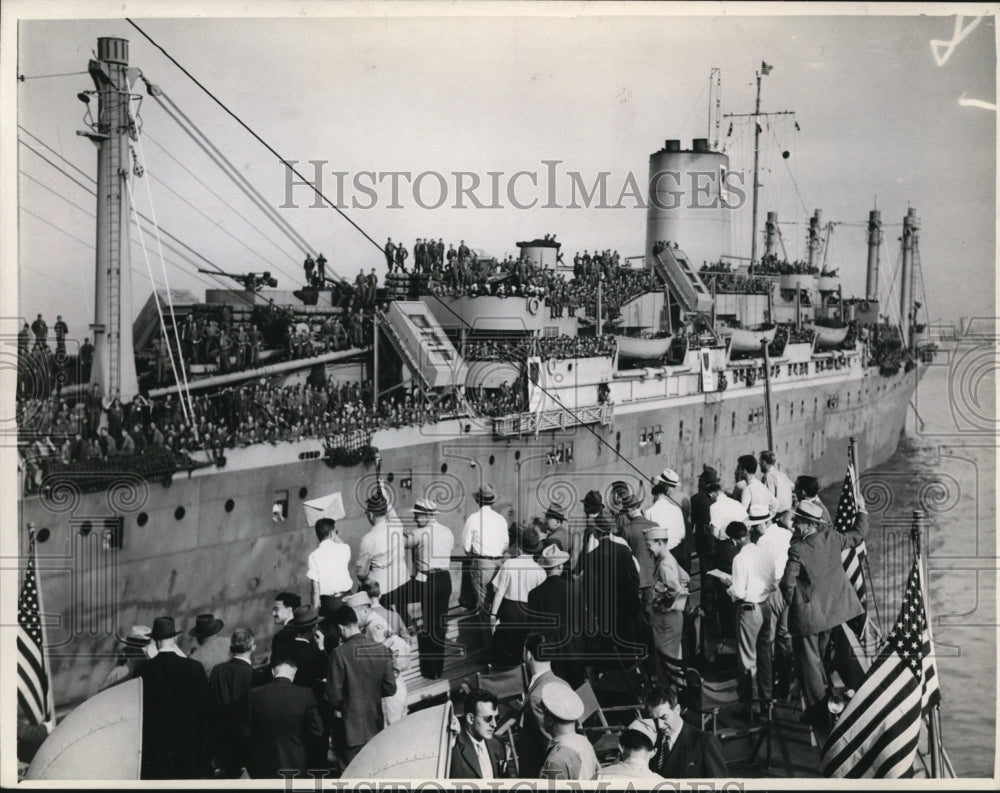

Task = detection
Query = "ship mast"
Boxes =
[723,64,794,267]
[78,37,140,402]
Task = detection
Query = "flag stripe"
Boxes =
[820,558,941,778]
[17,535,53,727]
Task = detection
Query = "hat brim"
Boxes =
[149,628,181,641]
[290,617,321,630]
[538,553,570,568]
[188,619,224,639]
[121,636,151,647]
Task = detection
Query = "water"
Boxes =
[820,354,996,777]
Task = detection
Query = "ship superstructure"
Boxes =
[17,38,932,712]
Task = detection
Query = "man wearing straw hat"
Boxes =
[462,484,509,618]
[356,488,410,627]
[405,497,455,680]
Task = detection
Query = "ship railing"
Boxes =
[492,402,614,437]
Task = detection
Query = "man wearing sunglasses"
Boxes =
[449,688,507,779]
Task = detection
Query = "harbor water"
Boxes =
[820,356,996,777]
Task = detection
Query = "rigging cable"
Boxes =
[124,163,194,431]
[146,88,317,281]
[19,134,265,304]
[126,19,384,261]
[143,131,301,266]
[129,77,199,434]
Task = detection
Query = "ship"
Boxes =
[18,37,933,734]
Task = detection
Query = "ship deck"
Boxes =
[397,559,827,779]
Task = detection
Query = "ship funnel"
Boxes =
[97,37,129,65]
[646,139,732,269]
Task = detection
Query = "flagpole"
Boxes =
[851,436,884,639]
[911,508,945,778]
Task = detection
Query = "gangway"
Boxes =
[379,301,467,390]
[652,245,715,314]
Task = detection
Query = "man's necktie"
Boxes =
[657,733,672,772]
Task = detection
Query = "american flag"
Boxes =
[820,559,941,778]
[18,532,54,729]
[761,61,774,76]
[834,451,868,637]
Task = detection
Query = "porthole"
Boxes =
[464,424,471,433]
[489,455,495,466]
[441,463,448,474]
[298,487,308,499]
[175,506,185,521]
[137,512,149,527]
[568,363,573,371]
[224,499,235,513]
[514,450,521,461]
[79,520,93,536]
[387,472,395,483]
[36,528,50,543]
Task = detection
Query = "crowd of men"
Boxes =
[95,446,866,780]
[464,334,617,362]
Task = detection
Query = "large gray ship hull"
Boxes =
[23,365,920,707]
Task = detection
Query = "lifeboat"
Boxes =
[342,702,454,778]
[718,323,777,354]
[614,333,673,360]
[805,323,849,349]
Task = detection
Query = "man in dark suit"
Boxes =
[135,616,212,779]
[526,544,585,688]
[579,511,642,659]
[247,647,324,778]
[270,591,301,660]
[325,605,397,765]
[449,688,507,778]
[713,520,744,646]
[646,685,727,778]
[780,499,868,724]
[208,628,258,778]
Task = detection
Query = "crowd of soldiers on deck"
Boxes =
[463,334,617,362]
[72,447,866,781]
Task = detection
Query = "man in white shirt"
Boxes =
[307,518,353,618]
[732,454,779,516]
[759,450,794,526]
[725,521,774,710]
[645,480,685,553]
[461,485,508,617]
[752,505,794,699]
[356,490,410,628]
[707,482,749,541]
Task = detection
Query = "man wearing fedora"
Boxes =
[462,484,509,621]
[189,613,230,676]
[357,489,410,629]
[539,502,569,553]
[404,497,454,679]
[648,468,693,573]
[780,498,868,727]
[526,543,585,688]
[579,511,642,658]
[135,616,213,779]
[98,625,154,692]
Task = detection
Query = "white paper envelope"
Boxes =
[302,491,345,527]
